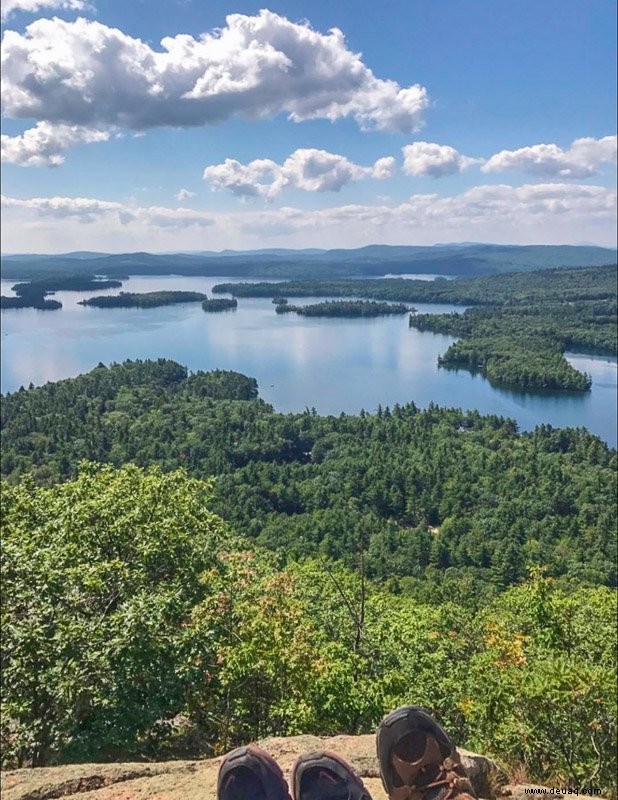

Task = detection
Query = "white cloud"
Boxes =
[0,0,86,21]
[175,188,196,201]
[203,148,395,199]
[1,194,215,228]
[204,158,283,200]
[1,11,429,143]
[402,142,482,177]
[1,122,109,166]
[483,135,617,178]
[3,182,615,251]
[371,157,397,180]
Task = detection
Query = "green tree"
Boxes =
[1,462,228,766]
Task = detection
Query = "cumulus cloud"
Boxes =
[1,11,429,143]
[1,122,109,166]
[402,142,482,177]
[203,148,396,199]
[0,0,86,21]
[3,183,615,251]
[483,135,617,178]
[175,188,196,201]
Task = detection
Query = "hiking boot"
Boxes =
[218,745,291,800]
[292,751,373,800]
[377,706,476,800]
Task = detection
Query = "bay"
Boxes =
[1,275,616,446]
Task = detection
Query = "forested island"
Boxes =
[12,276,123,295]
[215,266,617,392]
[409,305,610,391]
[275,299,410,317]
[0,295,62,310]
[1,359,616,787]
[79,290,207,308]
[202,297,238,312]
[1,276,123,311]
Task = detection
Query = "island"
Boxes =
[2,275,124,311]
[1,295,62,310]
[214,265,617,392]
[12,277,123,295]
[202,298,238,312]
[276,300,411,317]
[79,291,207,308]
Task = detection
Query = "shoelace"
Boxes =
[389,737,474,800]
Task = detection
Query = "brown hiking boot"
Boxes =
[218,745,292,800]
[377,706,476,800]
[291,751,373,800]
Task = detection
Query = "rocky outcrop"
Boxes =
[0,734,603,800]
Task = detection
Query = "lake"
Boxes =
[1,275,616,446]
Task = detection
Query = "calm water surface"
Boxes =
[1,276,616,446]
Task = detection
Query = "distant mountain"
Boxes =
[1,244,615,281]
[2,251,110,261]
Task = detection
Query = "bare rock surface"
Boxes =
[0,734,602,800]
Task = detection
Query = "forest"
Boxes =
[1,360,616,790]
[0,276,124,310]
[202,297,238,312]
[0,294,62,310]
[274,299,410,316]
[2,360,615,589]
[79,290,207,308]
[211,264,617,305]
[408,306,607,392]
[12,276,123,295]
[215,266,617,392]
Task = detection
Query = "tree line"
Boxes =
[275,300,410,316]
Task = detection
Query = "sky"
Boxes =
[1,0,616,253]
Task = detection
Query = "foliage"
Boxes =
[2,468,616,793]
[212,265,617,306]
[464,575,617,788]
[277,300,410,317]
[408,299,617,391]
[1,295,62,310]
[202,298,238,312]
[2,360,615,590]
[1,463,229,766]
[1,358,616,789]
[1,277,123,310]
[12,277,123,295]
[79,291,206,308]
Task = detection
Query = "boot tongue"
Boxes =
[392,735,444,785]
[222,771,267,800]
[302,768,350,800]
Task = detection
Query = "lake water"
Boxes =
[1,275,616,446]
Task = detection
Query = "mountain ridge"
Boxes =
[1,244,616,281]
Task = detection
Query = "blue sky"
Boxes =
[1,0,616,252]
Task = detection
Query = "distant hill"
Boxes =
[1,243,615,281]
